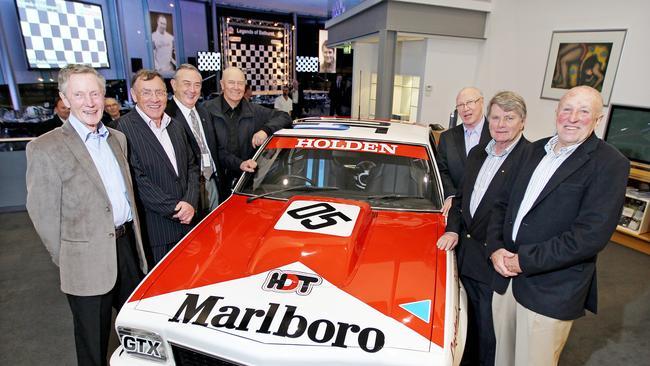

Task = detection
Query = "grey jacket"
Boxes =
[26,121,148,296]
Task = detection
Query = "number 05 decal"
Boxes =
[274,201,361,237]
[287,202,352,230]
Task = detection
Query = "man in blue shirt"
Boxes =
[26,64,148,366]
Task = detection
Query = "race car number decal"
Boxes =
[274,201,360,237]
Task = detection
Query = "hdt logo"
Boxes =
[263,270,323,296]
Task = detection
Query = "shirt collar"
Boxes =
[173,96,197,118]
[485,135,522,157]
[68,114,108,142]
[463,117,485,135]
[545,135,583,157]
[135,105,171,129]
[221,94,241,114]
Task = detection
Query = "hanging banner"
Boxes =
[221,17,292,93]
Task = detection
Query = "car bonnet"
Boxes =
[126,195,447,353]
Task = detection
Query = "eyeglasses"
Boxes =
[140,89,166,98]
[456,97,482,110]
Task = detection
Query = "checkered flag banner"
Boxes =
[17,0,109,68]
[296,56,318,72]
[198,51,220,71]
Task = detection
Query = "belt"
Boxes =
[115,221,133,238]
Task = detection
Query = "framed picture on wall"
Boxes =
[150,11,176,75]
[541,29,627,105]
[319,29,336,73]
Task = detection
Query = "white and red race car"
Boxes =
[111,118,467,366]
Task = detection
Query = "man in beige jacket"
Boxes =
[26,64,148,366]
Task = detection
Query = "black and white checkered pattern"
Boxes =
[228,43,287,91]
[197,51,220,71]
[296,56,319,73]
[17,0,109,69]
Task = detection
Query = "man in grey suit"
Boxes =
[26,64,148,366]
[167,64,222,215]
[116,69,199,265]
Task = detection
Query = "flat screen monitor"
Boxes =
[603,104,650,167]
[15,0,110,69]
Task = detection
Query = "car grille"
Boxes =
[171,343,244,366]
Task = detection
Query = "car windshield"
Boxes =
[237,136,442,211]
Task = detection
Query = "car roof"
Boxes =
[275,117,431,146]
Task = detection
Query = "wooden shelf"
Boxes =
[611,231,650,255]
[629,166,650,182]
[611,166,650,255]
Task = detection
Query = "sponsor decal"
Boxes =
[295,138,398,155]
[263,270,322,295]
[399,300,432,323]
[274,201,360,237]
[265,137,430,160]
[168,293,386,353]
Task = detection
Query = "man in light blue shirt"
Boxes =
[26,64,148,366]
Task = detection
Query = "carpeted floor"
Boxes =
[1,211,648,365]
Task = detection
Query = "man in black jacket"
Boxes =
[487,86,629,366]
[203,67,291,196]
[37,96,70,136]
[437,87,491,216]
[437,91,530,366]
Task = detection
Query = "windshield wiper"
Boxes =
[366,194,425,200]
[246,185,339,203]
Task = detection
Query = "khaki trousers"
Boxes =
[492,282,573,366]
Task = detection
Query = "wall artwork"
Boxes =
[541,29,626,105]
[319,29,336,74]
[150,11,176,75]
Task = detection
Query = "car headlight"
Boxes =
[117,326,167,362]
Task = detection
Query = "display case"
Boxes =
[611,167,650,254]
[368,73,420,122]
[618,191,650,235]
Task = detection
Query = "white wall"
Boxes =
[420,36,483,127]
[351,42,378,119]
[352,0,650,141]
[477,0,650,140]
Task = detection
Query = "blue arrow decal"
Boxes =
[399,299,432,323]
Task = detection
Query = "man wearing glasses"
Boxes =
[116,69,199,265]
[204,67,291,197]
[436,87,491,366]
[438,87,491,217]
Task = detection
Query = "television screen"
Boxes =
[15,0,110,69]
[604,104,650,166]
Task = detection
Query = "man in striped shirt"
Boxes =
[487,86,629,366]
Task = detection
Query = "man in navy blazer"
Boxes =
[117,69,199,265]
[437,87,491,216]
[438,91,530,366]
[487,86,629,366]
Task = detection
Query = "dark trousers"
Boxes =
[66,223,142,366]
[460,275,496,366]
[150,242,177,265]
